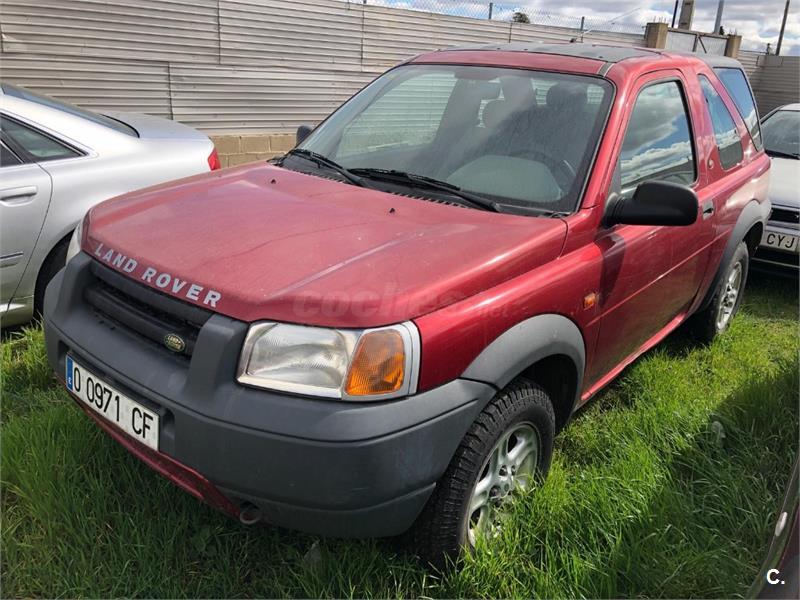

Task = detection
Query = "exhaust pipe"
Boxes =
[238,502,262,526]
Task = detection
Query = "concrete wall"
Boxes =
[209,133,294,167]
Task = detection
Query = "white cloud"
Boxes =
[621,140,694,185]
[364,0,799,54]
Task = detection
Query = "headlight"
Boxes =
[237,321,420,400]
[65,214,85,265]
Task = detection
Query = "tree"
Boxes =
[512,11,530,23]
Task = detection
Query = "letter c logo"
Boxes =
[767,569,782,585]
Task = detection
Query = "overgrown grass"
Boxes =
[1,272,797,598]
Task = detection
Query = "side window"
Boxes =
[620,80,696,190]
[0,115,80,161]
[0,141,22,167]
[713,67,762,150]
[699,75,744,170]
[336,71,458,158]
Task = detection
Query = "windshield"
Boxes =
[295,65,613,214]
[1,83,139,137]
[761,108,800,158]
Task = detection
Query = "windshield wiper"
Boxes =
[349,168,501,212]
[281,148,368,187]
[766,149,800,160]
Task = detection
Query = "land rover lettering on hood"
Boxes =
[44,45,770,566]
[91,243,222,308]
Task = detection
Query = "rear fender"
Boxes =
[699,198,770,311]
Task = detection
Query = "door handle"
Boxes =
[702,200,715,220]
[0,186,38,204]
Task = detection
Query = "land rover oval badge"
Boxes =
[163,333,186,353]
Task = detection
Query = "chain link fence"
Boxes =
[343,1,648,35]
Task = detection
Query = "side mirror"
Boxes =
[296,124,313,146]
[606,180,698,227]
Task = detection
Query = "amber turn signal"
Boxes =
[344,329,405,396]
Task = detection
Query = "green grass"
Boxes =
[1,272,798,598]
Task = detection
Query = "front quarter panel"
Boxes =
[415,232,601,392]
[460,312,585,402]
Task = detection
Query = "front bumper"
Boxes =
[44,254,494,537]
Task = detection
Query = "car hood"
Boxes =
[768,156,800,209]
[85,163,567,327]
[103,110,211,143]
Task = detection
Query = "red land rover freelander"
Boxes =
[44,44,770,564]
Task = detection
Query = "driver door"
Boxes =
[589,70,714,383]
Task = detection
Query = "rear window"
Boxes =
[713,68,762,150]
[1,83,138,137]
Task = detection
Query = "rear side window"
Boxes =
[0,115,81,161]
[620,80,696,190]
[713,67,762,150]
[699,75,743,170]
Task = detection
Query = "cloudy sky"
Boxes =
[374,0,798,55]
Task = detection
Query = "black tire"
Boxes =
[33,237,70,319]
[689,241,749,344]
[410,378,555,569]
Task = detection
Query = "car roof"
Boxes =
[665,51,742,69]
[412,43,745,71]
[774,103,800,111]
[440,42,657,63]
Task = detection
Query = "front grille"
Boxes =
[771,207,800,226]
[85,261,213,357]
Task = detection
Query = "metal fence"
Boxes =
[0,0,795,133]
[344,0,648,34]
[0,0,644,134]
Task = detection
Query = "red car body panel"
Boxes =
[85,164,567,327]
[81,48,770,401]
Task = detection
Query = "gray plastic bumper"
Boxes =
[43,254,494,537]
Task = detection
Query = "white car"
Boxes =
[755,103,800,272]
[0,83,220,327]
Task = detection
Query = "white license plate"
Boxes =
[66,355,159,450]
[762,231,800,253]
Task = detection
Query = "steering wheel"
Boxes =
[513,147,576,191]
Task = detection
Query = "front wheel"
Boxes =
[410,379,555,568]
[690,241,749,344]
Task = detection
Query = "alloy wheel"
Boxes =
[716,262,743,330]
[466,422,539,547]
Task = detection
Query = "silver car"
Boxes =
[754,103,800,272]
[0,83,219,327]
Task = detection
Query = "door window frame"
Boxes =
[0,139,24,167]
[0,112,86,164]
[616,74,700,198]
[713,67,763,151]
[697,73,745,172]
